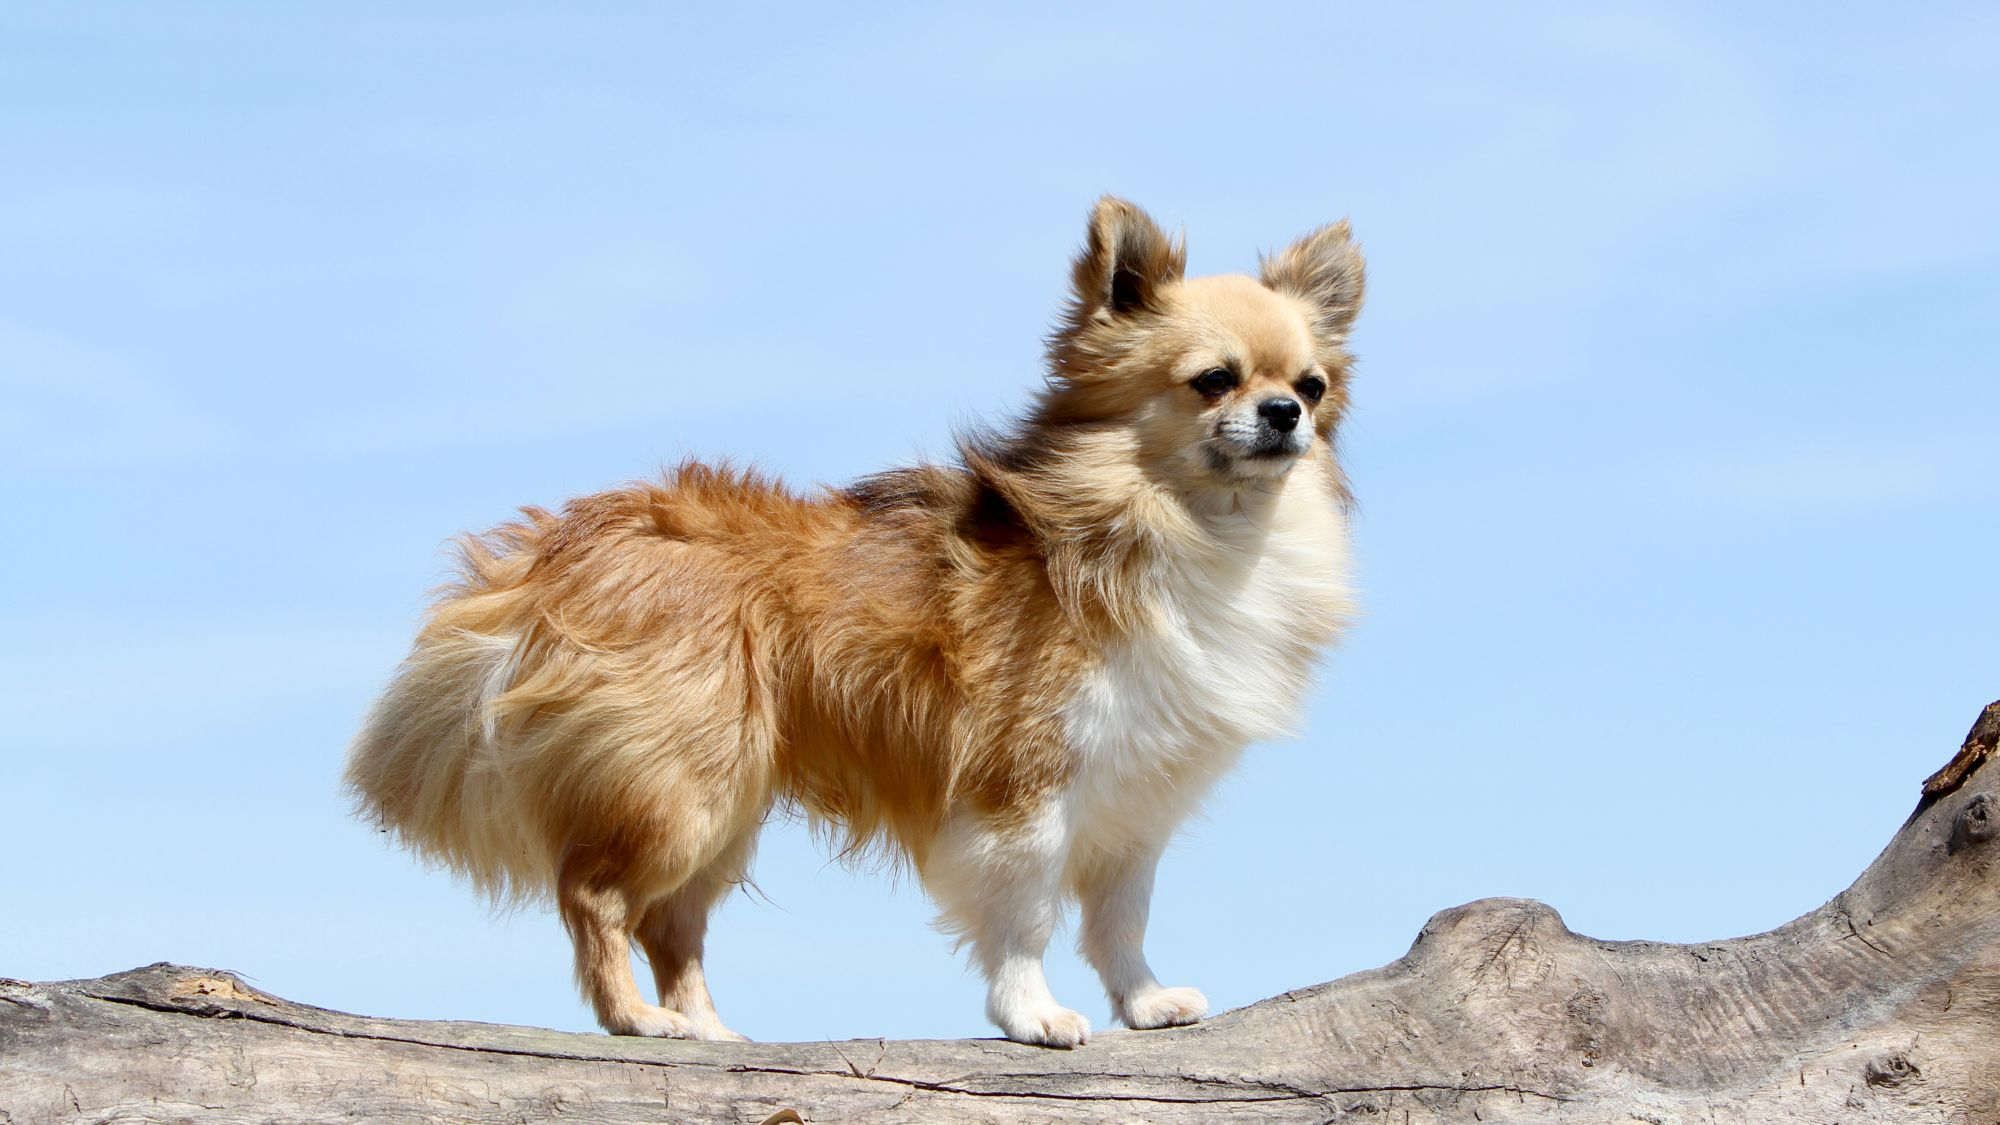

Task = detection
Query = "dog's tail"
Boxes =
[344,595,557,903]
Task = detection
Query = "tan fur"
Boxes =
[344,197,1366,1043]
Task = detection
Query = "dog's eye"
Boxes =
[1295,375,1326,403]
[1190,368,1237,397]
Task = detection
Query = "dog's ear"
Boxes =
[1261,221,1366,342]
[1068,196,1186,319]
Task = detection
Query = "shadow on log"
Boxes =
[5,702,1999,1123]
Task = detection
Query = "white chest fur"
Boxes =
[1062,476,1353,849]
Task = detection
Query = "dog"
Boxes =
[344,197,1364,1047]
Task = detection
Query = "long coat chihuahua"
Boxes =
[346,197,1364,1046]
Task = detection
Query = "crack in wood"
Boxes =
[1839,910,1892,957]
[77,984,1569,1108]
[81,990,682,1070]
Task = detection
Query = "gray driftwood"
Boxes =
[5,703,1999,1124]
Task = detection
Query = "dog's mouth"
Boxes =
[1245,441,1301,459]
[1204,431,1309,478]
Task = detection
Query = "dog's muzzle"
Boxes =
[1208,397,1310,475]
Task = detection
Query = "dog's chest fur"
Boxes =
[1062,483,1351,845]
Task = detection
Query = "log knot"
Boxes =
[1862,1051,1920,1089]
[1948,792,1995,854]
[1410,898,1570,998]
[1564,988,1605,1068]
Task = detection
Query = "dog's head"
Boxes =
[1042,197,1364,490]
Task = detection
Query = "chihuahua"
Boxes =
[346,197,1364,1046]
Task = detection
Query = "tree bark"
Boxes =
[5,702,1999,1125]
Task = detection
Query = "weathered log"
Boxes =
[5,702,1999,1124]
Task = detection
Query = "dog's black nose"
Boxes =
[1258,397,1302,432]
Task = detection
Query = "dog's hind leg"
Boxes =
[557,750,770,1039]
[556,853,695,1038]
[634,827,759,1042]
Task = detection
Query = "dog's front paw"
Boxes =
[996,1003,1092,1048]
[694,1022,752,1043]
[1117,985,1208,1030]
[605,1004,696,1038]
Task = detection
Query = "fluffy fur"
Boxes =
[345,197,1366,1047]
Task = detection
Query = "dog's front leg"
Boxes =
[924,800,1090,1048]
[1075,842,1208,1030]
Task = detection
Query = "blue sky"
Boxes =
[3,3,1996,1042]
